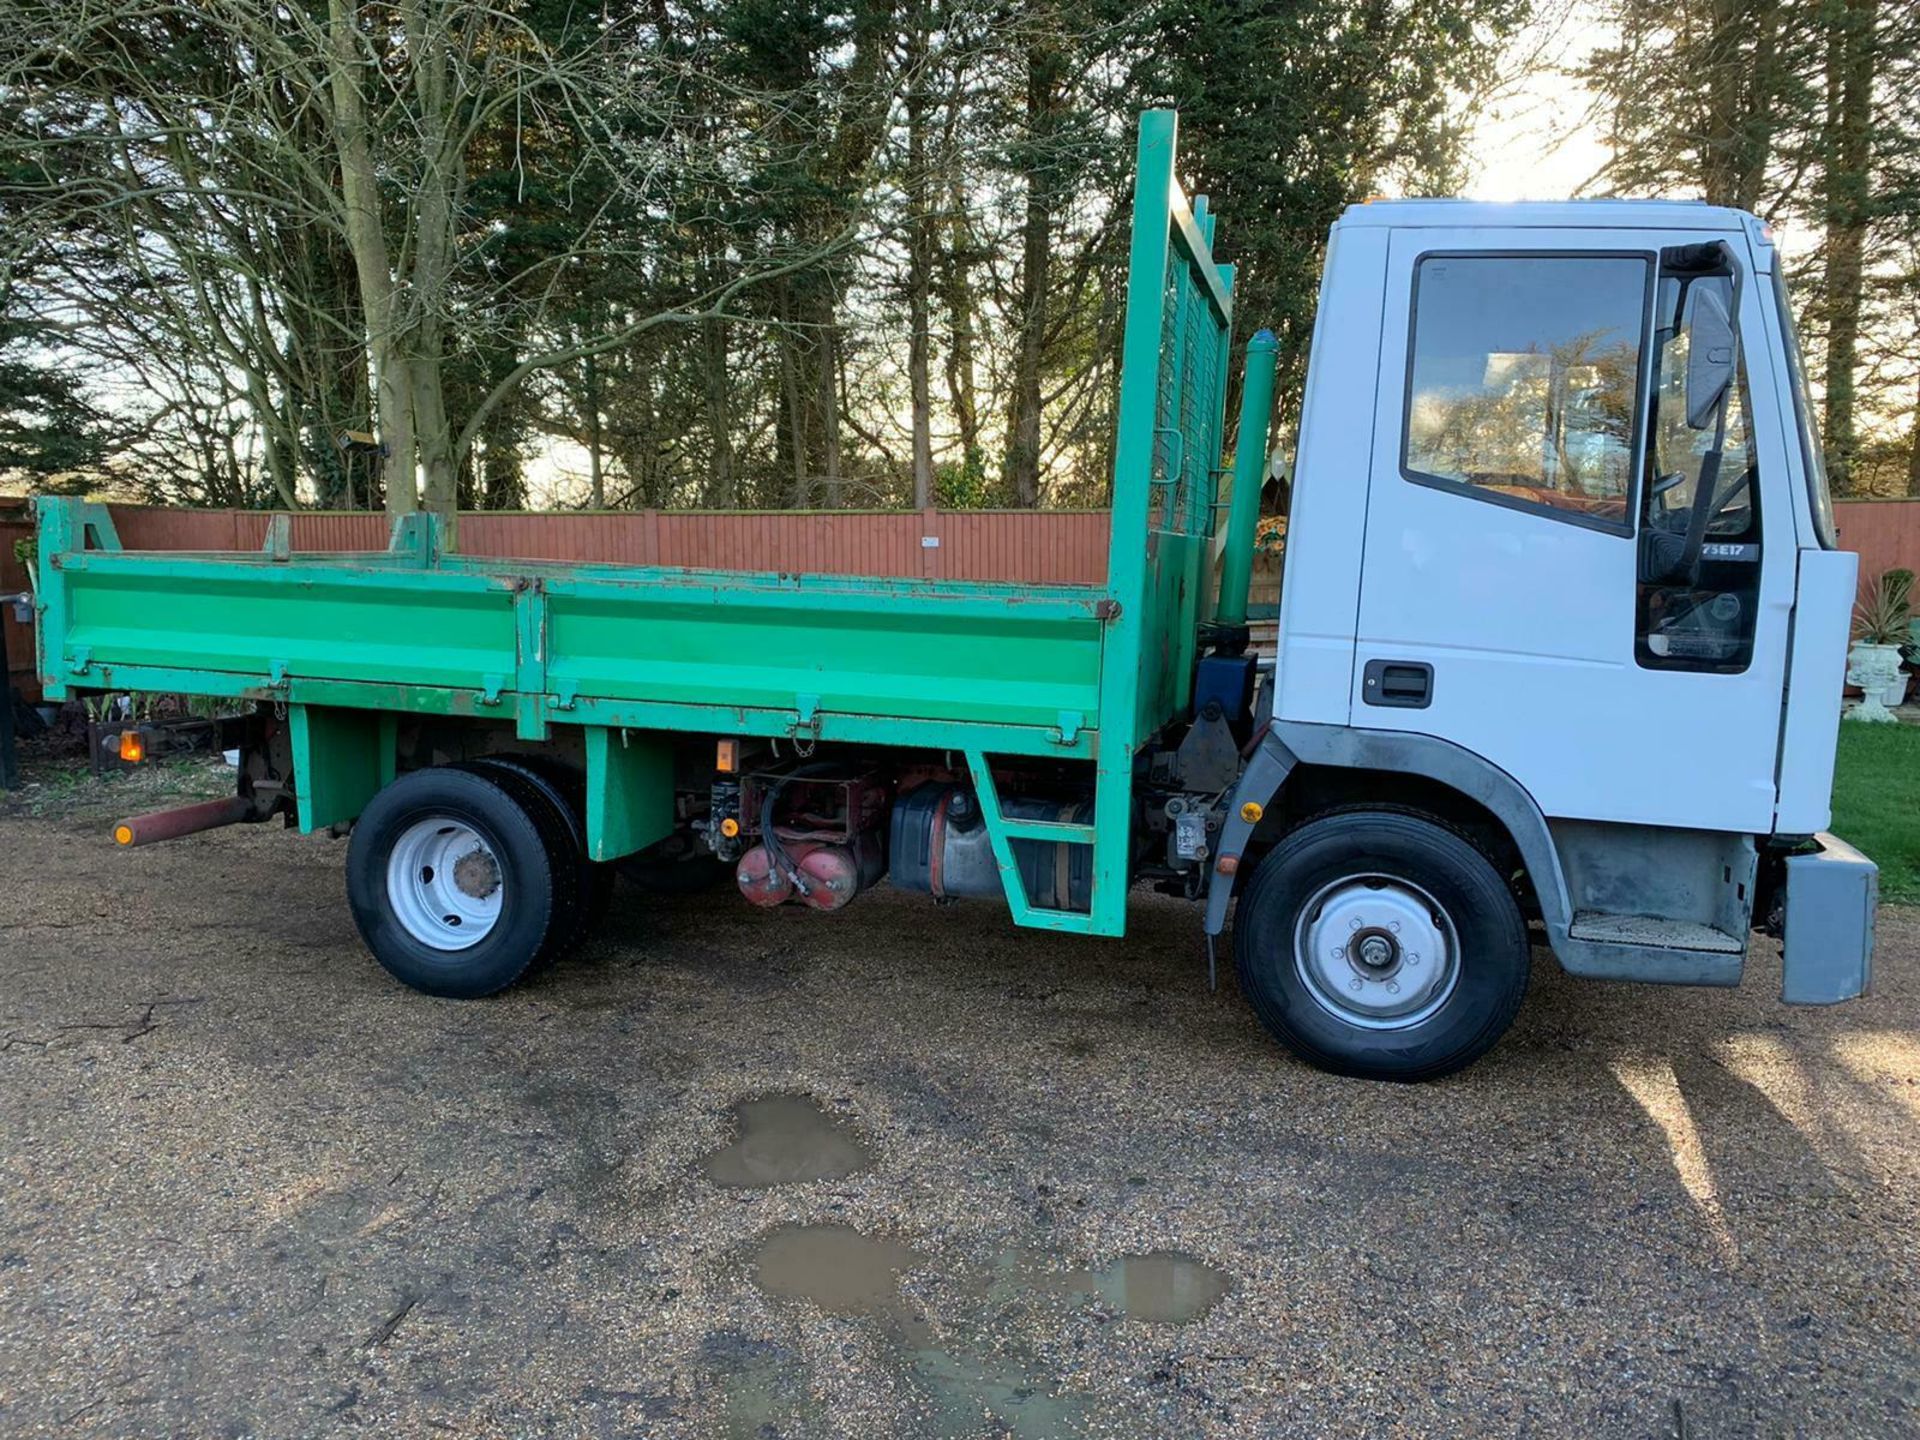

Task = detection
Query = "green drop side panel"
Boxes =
[584,726,675,862]
[289,704,395,834]
[542,575,1104,731]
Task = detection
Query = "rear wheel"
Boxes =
[1232,809,1529,1081]
[347,767,557,998]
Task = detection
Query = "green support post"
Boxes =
[289,704,391,832]
[1214,328,1279,633]
[584,725,674,862]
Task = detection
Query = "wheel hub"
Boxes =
[452,846,502,901]
[1293,875,1459,1030]
[1351,927,1399,974]
[385,817,505,951]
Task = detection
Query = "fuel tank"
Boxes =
[889,783,1093,911]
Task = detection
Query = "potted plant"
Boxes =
[1847,569,1912,722]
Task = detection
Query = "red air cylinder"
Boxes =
[792,844,861,911]
[736,843,801,907]
[736,840,867,911]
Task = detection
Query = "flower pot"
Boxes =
[1882,667,1911,708]
[1845,641,1904,722]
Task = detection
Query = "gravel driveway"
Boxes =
[1,778,1916,1439]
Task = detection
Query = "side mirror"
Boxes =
[1685,283,1736,429]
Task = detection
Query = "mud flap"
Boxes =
[1203,732,1298,937]
[1782,832,1877,1004]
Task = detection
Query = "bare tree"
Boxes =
[0,0,856,525]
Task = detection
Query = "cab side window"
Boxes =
[1402,254,1650,531]
[1647,276,1757,544]
[1636,254,1762,673]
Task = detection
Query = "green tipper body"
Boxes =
[30,111,1247,939]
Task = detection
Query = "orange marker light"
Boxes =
[719,817,741,839]
[716,738,739,774]
[114,824,134,846]
[1239,800,1264,824]
[118,731,145,764]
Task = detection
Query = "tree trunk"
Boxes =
[585,349,605,508]
[904,25,935,509]
[628,338,659,507]
[1005,35,1063,508]
[1738,0,1781,211]
[702,315,734,507]
[818,321,844,508]
[326,0,415,513]
[1821,0,1877,495]
[411,351,458,542]
[400,0,460,530]
[942,191,982,480]
[777,287,811,507]
[1700,0,1779,210]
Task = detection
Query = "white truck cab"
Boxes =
[1207,199,1876,1078]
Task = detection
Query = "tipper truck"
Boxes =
[26,111,1877,1080]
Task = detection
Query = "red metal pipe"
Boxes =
[112,796,252,849]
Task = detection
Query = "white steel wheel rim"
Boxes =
[1292,873,1460,1031]
[386,816,505,951]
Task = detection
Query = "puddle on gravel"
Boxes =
[754,1222,921,1315]
[701,1093,873,1188]
[970,1246,1231,1325]
[746,1223,1229,1438]
[749,1222,1087,1440]
[1083,1251,1230,1323]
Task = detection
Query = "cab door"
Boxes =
[1351,228,1796,833]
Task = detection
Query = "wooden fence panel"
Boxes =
[96,505,1116,585]
[1834,499,1920,588]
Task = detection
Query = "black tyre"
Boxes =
[1232,809,1529,1082]
[346,767,558,998]
[455,756,611,955]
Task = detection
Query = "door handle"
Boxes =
[1363,659,1433,709]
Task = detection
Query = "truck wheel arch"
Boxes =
[1206,722,1577,957]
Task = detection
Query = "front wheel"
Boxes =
[1232,810,1529,1081]
[346,767,559,998]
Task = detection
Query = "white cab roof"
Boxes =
[1335,198,1760,235]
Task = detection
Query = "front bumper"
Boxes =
[1782,832,1877,1004]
